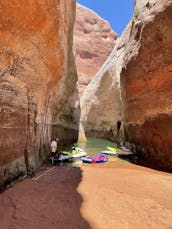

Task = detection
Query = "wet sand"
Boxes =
[0,159,172,229]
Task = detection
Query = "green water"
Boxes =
[75,138,115,156]
[62,137,117,155]
[61,137,130,167]
[74,137,118,156]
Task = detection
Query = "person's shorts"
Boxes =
[51,152,57,157]
[51,151,60,159]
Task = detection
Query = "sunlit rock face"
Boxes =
[80,44,124,142]
[121,0,172,171]
[0,0,80,186]
[74,3,117,95]
[80,15,132,142]
[81,0,172,171]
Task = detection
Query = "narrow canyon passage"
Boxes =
[0,161,172,229]
[0,0,171,228]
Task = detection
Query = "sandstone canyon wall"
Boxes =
[81,0,172,171]
[0,0,79,187]
[121,0,172,171]
[80,19,132,142]
[74,3,117,94]
[80,46,123,141]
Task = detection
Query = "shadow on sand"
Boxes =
[0,166,91,229]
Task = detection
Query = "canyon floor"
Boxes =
[0,159,172,229]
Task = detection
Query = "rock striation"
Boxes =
[120,0,172,171]
[80,46,123,141]
[81,0,172,171]
[80,20,132,142]
[74,3,117,95]
[0,0,80,187]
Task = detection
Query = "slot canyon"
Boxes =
[0,1,171,228]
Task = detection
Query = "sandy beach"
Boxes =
[0,160,172,229]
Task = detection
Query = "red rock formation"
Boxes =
[80,49,122,141]
[121,0,172,171]
[74,3,117,94]
[81,0,172,171]
[0,0,79,186]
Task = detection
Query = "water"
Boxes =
[61,138,131,168]
[74,137,118,156]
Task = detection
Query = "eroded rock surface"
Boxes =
[80,46,123,141]
[80,19,133,142]
[74,3,117,94]
[121,0,172,171]
[0,0,80,186]
[81,0,172,171]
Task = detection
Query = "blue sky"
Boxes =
[77,0,134,35]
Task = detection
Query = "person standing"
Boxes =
[50,138,60,163]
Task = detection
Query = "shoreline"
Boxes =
[0,159,172,228]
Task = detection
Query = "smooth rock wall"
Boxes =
[75,3,117,95]
[121,0,172,171]
[0,0,79,186]
[80,21,132,142]
[81,0,172,171]
[80,45,123,142]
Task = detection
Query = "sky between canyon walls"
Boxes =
[77,0,134,35]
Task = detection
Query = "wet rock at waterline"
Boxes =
[121,0,172,171]
[78,122,87,142]
[74,3,117,95]
[0,0,80,187]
